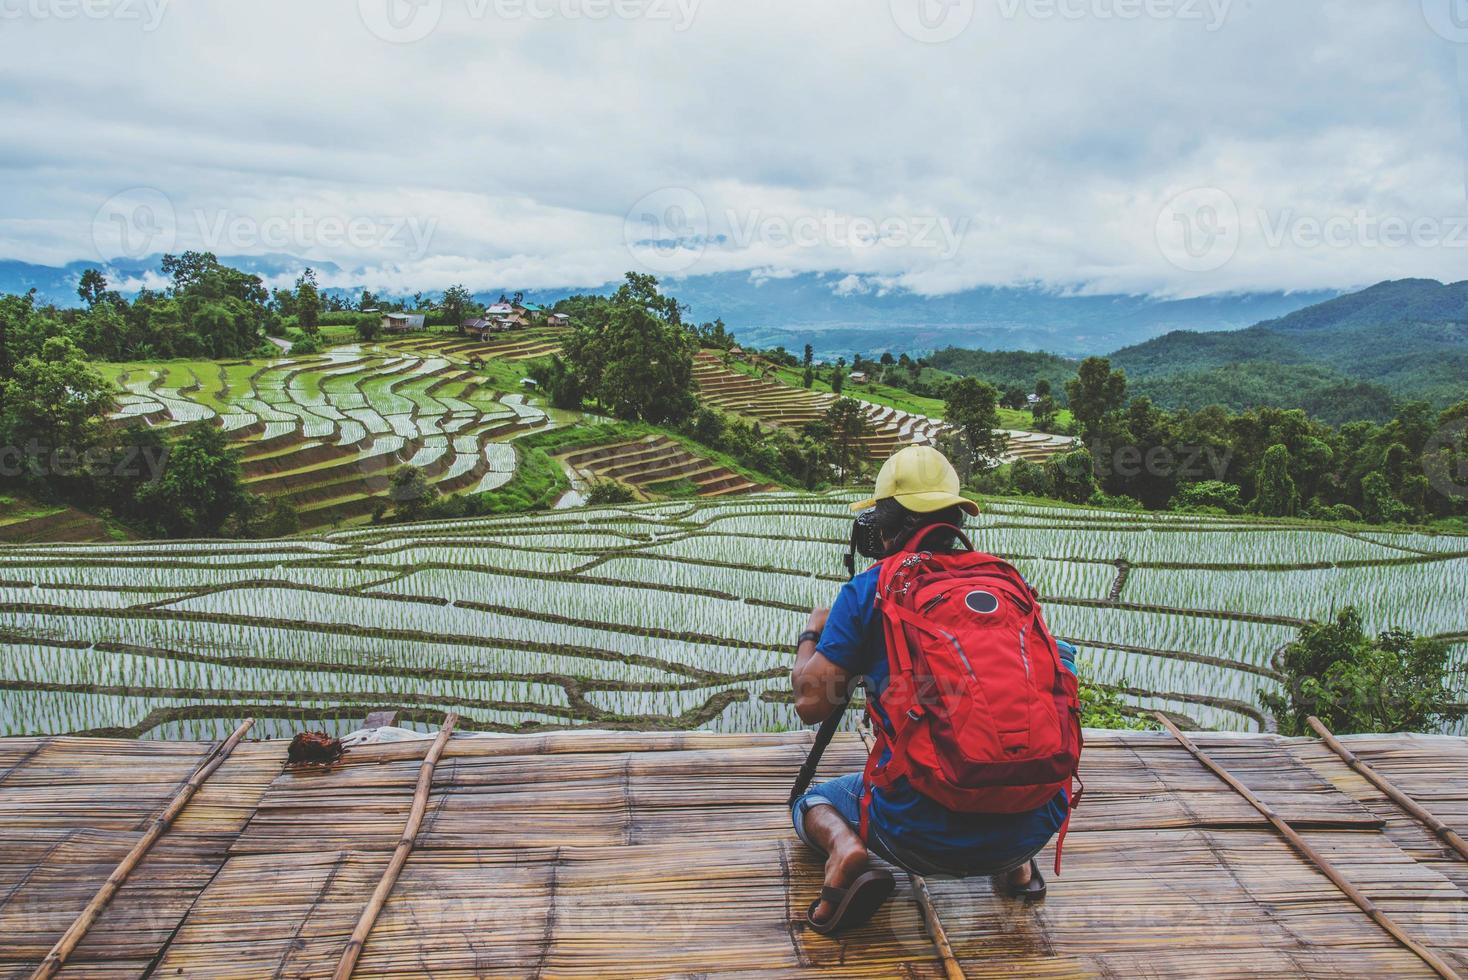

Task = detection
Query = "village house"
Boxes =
[380,313,426,334]
[848,370,868,384]
[460,317,494,339]
[548,312,571,327]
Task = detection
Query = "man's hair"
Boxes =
[875,499,967,554]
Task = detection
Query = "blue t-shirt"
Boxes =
[818,564,1071,866]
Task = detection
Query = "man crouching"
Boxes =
[791,446,1081,935]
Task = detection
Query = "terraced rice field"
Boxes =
[559,435,772,498]
[102,341,559,528]
[1,492,1462,741]
[692,354,1073,463]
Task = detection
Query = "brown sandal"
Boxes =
[806,869,897,935]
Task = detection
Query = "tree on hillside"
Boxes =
[1032,394,1060,432]
[133,424,249,538]
[1065,357,1128,438]
[825,398,868,480]
[356,316,381,343]
[1251,444,1300,517]
[944,377,1006,468]
[1035,378,1053,399]
[1045,447,1098,504]
[1262,608,1466,736]
[803,344,814,368]
[802,365,814,389]
[0,336,111,469]
[560,275,697,425]
[831,368,845,396]
[614,271,685,326]
[1001,386,1028,411]
[296,270,321,336]
[441,284,473,327]
[389,465,438,522]
[77,269,111,308]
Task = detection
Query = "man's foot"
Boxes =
[811,837,870,925]
[996,858,1047,901]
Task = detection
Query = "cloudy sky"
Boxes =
[1,0,1466,298]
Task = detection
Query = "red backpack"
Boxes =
[858,526,1084,875]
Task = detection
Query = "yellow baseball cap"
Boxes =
[850,445,981,516]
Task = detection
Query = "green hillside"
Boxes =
[1107,279,1468,419]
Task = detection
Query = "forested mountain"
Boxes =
[1104,279,1468,421]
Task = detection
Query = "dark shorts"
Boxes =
[792,774,1048,879]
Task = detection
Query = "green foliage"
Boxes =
[388,466,438,521]
[821,398,868,480]
[295,270,321,336]
[560,275,697,425]
[944,377,1006,465]
[440,284,473,326]
[1262,608,1466,736]
[529,355,585,411]
[1065,357,1128,436]
[1113,281,1468,414]
[1011,459,1052,498]
[928,347,1076,405]
[289,334,323,355]
[1079,676,1151,731]
[0,336,111,461]
[1250,444,1299,517]
[587,480,638,504]
[1031,394,1061,432]
[355,316,382,343]
[132,424,249,538]
[1046,448,1098,504]
[1172,481,1243,514]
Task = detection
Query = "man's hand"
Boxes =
[805,607,830,638]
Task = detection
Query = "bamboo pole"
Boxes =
[1308,716,1468,862]
[30,718,256,980]
[1155,712,1463,980]
[856,724,966,980]
[333,712,458,980]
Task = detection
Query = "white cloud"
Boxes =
[0,0,1464,296]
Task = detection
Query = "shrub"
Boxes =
[1011,459,1051,498]
[1088,491,1143,511]
[1172,480,1243,514]
[1079,675,1150,731]
[1261,607,1467,736]
[289,334,322,356]
[587,481,637,505]
[1045,448,1097,504]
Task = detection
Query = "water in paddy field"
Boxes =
[0,492,1464,740]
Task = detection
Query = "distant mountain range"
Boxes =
[0,255,1334,359]
[1110,279,1468,420]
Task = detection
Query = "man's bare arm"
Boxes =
[792,607,855,725]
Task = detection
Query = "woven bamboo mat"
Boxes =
[3,730,1468,978]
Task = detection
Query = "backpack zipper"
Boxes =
[919,592,948,614]
[1019,626,1032,684]
[938,628,976,679]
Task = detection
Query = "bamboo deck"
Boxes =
[4,729,1468,978]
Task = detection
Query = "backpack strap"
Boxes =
[1054,774,1084,876]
